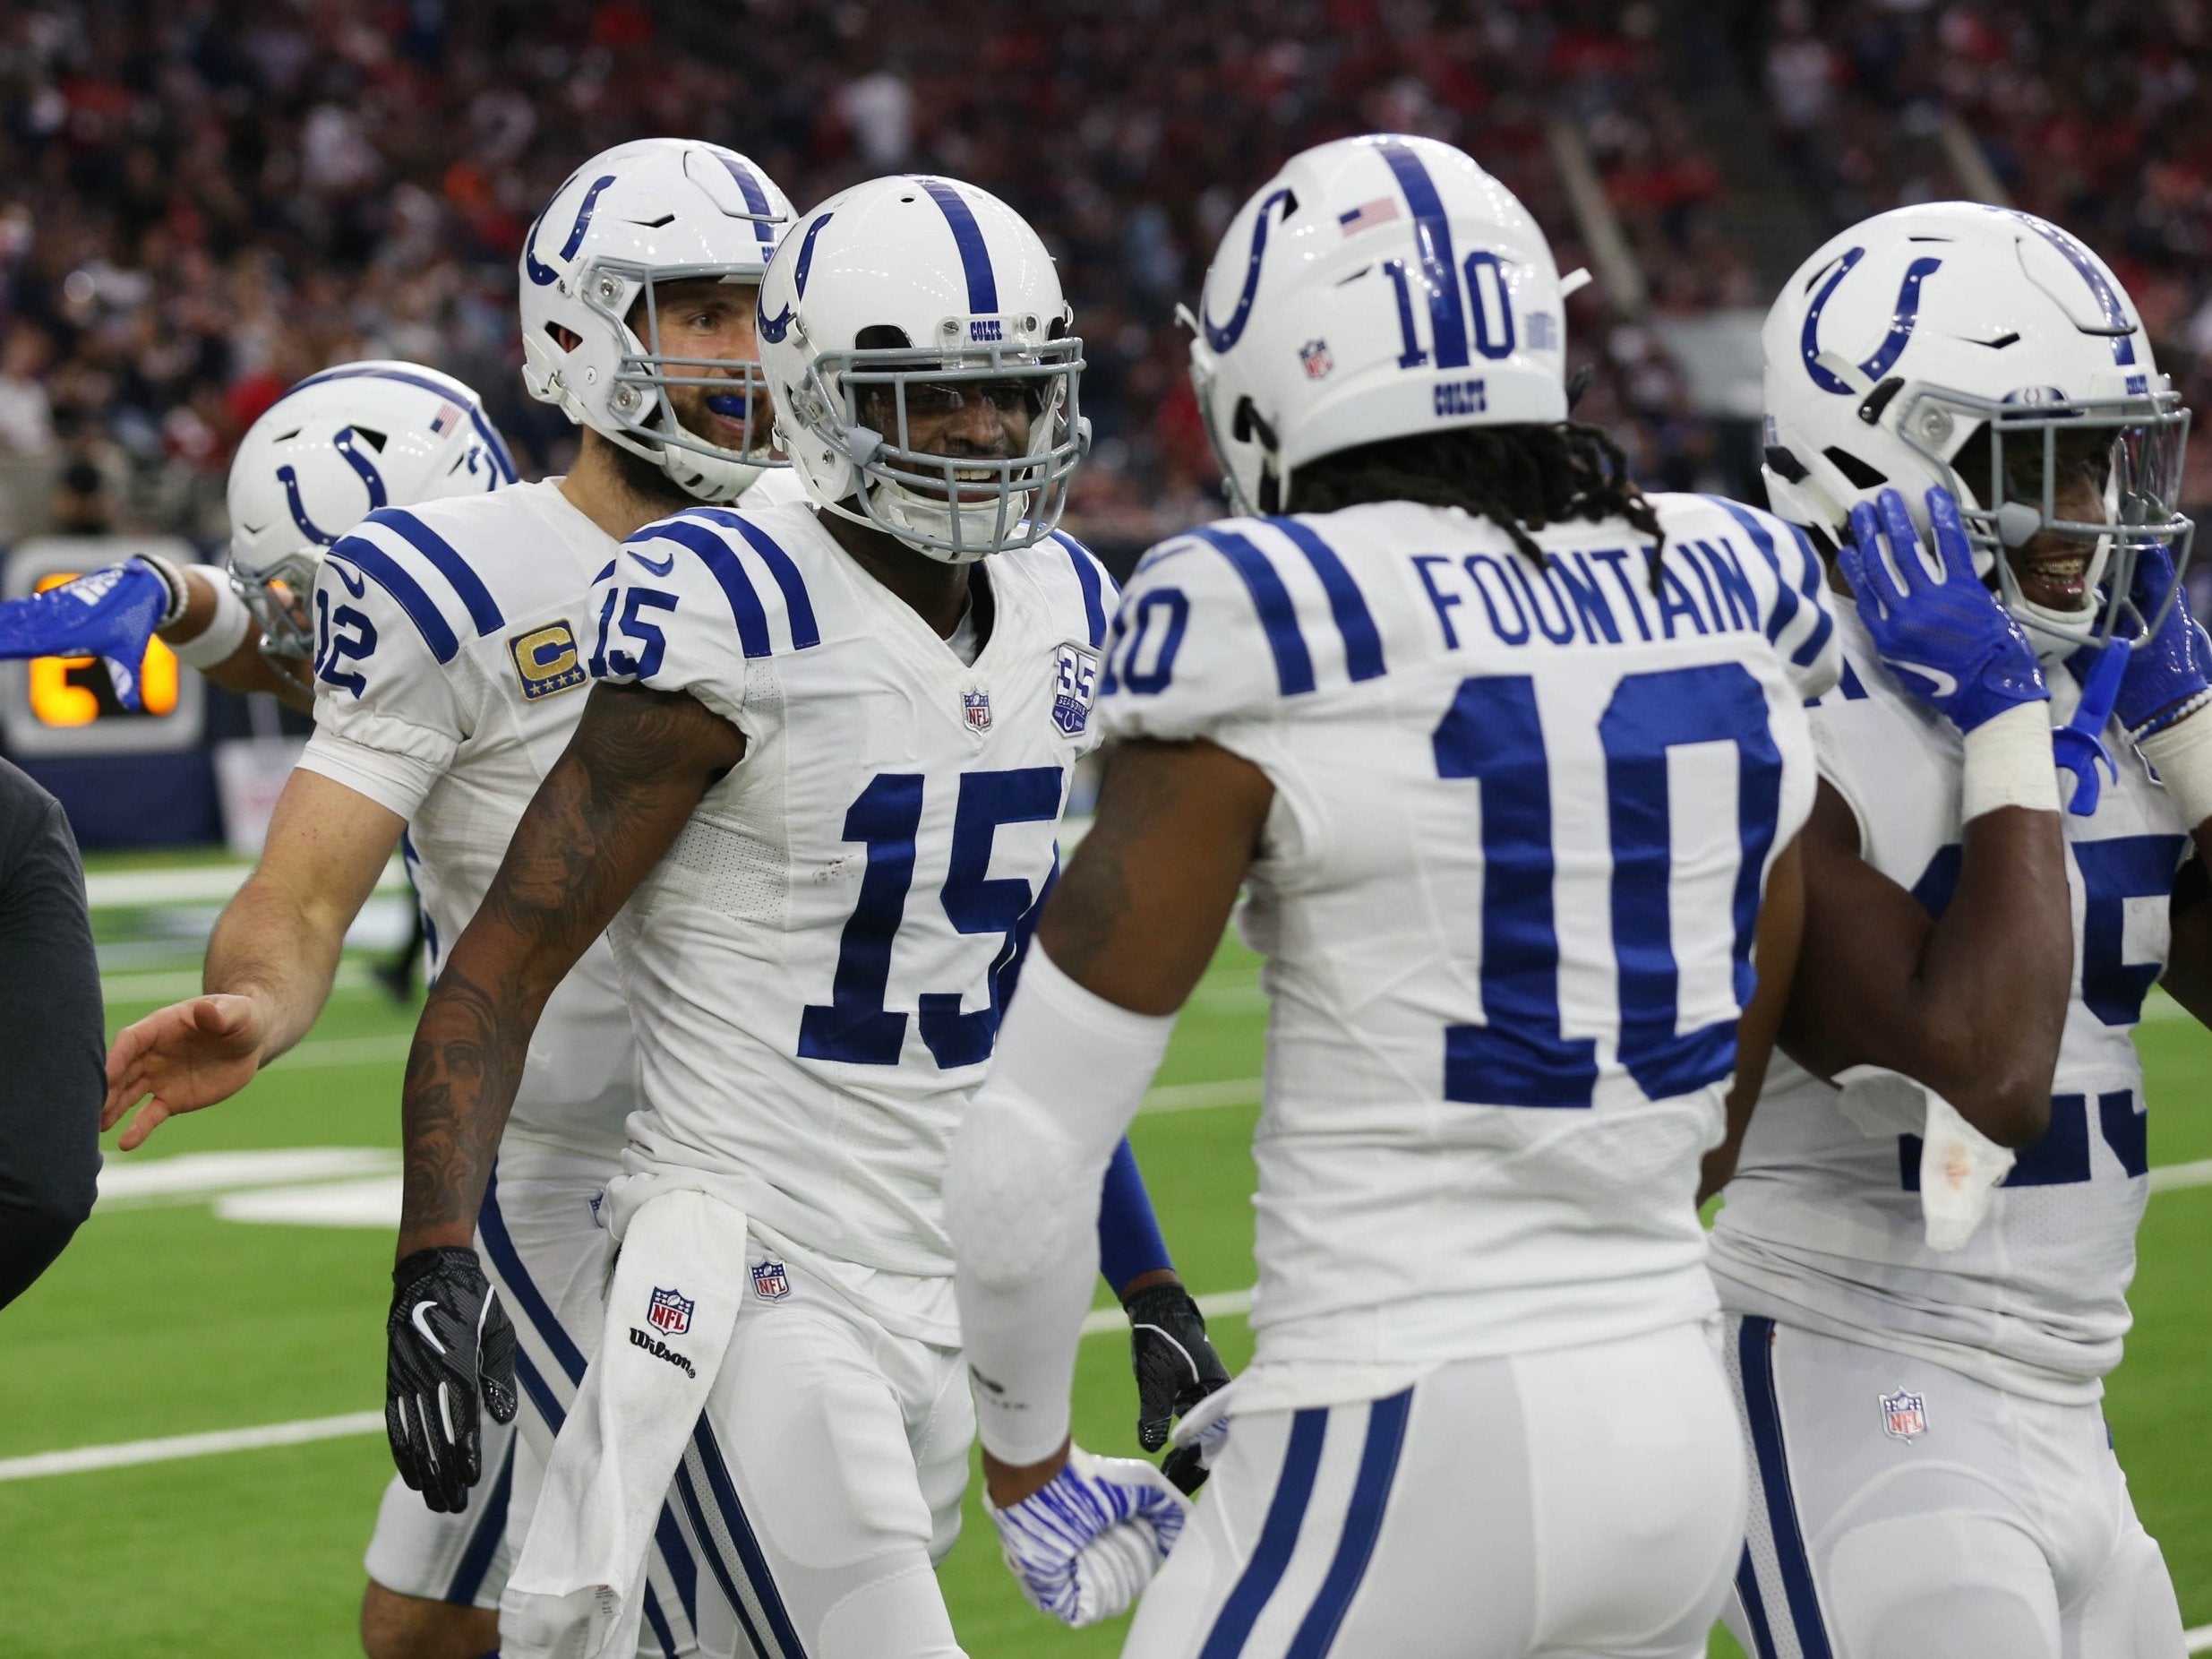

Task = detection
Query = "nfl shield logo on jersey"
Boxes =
[1880,1388,1928,1440]
[1051,640,1100,736]
[647,1286,693,1336]
[962,688,992,735]
[751,1259,791,1301]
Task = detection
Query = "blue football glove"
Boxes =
[0,558,176,711]
[987,1445,1191,1628]
[1839,486,2047,734]
[2111,541,2212,739]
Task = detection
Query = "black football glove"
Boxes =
[1125,1281,1231,1495]
[384,1245,518,1513]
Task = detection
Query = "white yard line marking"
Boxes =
[97,1148,398,1205]
[2148,1158,2212,1194]
[2185,1624,2212,1655]
[1142,1078,1260,1114]
[103,960,382,1007]
[0,1291,1262,1481]
[84,860,407,910]
[0,1412,386,1481]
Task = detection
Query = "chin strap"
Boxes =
[2053,637,2129,815]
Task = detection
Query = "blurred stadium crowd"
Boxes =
[0,0,2207,559]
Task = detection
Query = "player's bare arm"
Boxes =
[159,564,313,709]
[397,680,742,1256]
[975,736,1271,1508]
[102,769,402,1150]
[1699,831,1805,1202]
[1780,782,2068,1147]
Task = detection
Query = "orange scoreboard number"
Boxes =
[28,570,182,726]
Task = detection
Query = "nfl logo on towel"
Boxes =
[1051,641,1100,736]
[962,688,992,735]
[647,1286,693,1336]
[751,1259,791,1301]
[1880,1388,1927,1440]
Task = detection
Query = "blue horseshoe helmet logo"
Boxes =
[1201,188,1296,354]
[278,425,387,545]
[1801,245,1944,395]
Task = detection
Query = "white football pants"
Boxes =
[1124,1319,1746,1658]
[1721,1314,2184,1659]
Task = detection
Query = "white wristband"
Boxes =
[2139,710,2212,832]
[165,565,253,669]
[1960,701,2060,821]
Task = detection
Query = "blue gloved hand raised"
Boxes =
[2110,540,2212,740]
[1839,486,2048,733]
[0,558,176,711]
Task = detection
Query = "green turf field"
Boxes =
[1,862,2206,1656]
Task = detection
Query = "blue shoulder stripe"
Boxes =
[326,535,459,663]
[1267,518,1387,682]
[691,509,821,649]
[1052,530,1110,647]
[1707,498,1834,669]
[372,509,506,637]
[1191,526,1316,696]
[643,520,773,658]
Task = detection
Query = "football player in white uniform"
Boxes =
[943,133,1840,1656]
[102,138,806,1659]
[381,174,1226,1659]
[1708,202,2200,1658]
[0,360,513,712]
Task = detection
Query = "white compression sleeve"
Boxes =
[2140,709,2212,833]
[947,946,1177,1466]
[1961,701,2060,821]
[165,565,253,669]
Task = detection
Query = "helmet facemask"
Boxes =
[230,546,319,661]
[1893,382,2193,655]
[580,262,784,501]
[792,329,1087,563]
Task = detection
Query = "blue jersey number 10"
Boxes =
[1432,662,1785,1108]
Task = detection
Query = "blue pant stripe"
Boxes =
[694,1421,810,1657]
[673,1457,776,1659]
[1267,519,1387,683]
[443,1431,516,1605]
[1738,1317,1832,1658]
[1736,1543,1779,1659]
[1284,1389,1411,1657]
[478,1169,588,1383]
[1191,527,1316,696]
[642,1586,681,1658]
[1199,1406,1330,1659]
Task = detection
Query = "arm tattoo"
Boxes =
[399,684,738,1246]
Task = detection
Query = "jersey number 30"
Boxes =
[1434,662,1784,1108]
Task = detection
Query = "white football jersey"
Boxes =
[589,501,1114,1338]
[1710,599,2191,1404]
[1097,494,1837,1373]
[296,471,809,1160]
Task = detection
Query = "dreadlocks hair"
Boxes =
[1290,422,1668,590]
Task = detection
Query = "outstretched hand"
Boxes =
[102,994,270,1149]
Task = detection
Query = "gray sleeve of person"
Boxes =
[0,760,103,1311]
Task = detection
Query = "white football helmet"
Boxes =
[1187,133,1569,516]
[1761,202,2191,653]
[519,137,796,503]
[757,175,1086,563]
[227,360,516,658]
